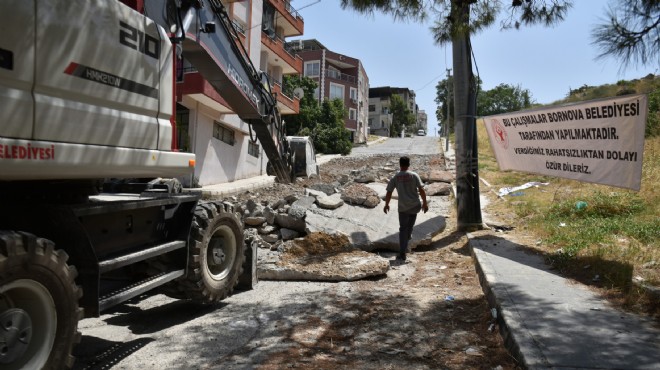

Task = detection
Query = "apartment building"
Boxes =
[286,39,370,144]
[417,110,428,134]
[175,0,304,186]
[368,86,418,137]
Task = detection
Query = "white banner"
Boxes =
[483,94,648,190]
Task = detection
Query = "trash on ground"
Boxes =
[559,222,566,227]
[465,347,482,356]
[497,182,549,197]
[575,201,588,210]
[444,295,455,301]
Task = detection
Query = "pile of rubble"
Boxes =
[229,154,453,281]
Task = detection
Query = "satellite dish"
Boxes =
[293,87,304,99]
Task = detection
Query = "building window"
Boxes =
[175,104,191,152]
[349,108,356,120]
[304,61,320,77]
[213,121,235,145]
[369,104,375,112]
[248,141,260,158]
[350,88,357,100]
[313,87,320,100]
[368,118,373,126]
[329,83,344,100]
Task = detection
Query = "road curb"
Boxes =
[466,233,534,369]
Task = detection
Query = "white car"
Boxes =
[417,129,426,136]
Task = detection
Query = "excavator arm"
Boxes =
[144,0,293,183]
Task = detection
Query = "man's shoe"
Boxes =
[400,253,407,261]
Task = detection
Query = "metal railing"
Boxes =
[326,69,356,84]
[283,0,303,20]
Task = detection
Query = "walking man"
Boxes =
[383,156,428,261]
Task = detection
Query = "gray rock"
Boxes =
[280,228,300,241]
[426,182,452,196]
[341,192,365,205]
[304,188,326,198]
[354,174,376,183]
[362,194,380,208]
[272,199,286,210]
[245,199,261,214]
[284,194,298,204]
[275,212,306,232]
[262,233,279,244]
[423,170,454,183]
[365,183,388,200]
[288,204,307,219]
[309,183,336,195]
[337,175,350,185]
[258,225,277,234]
[263,206,276,225]
[244,216,267,226]
[317,193,344,210]
[292,196,316,210]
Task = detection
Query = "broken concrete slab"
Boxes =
[317,193,344,210]
[257,232,390,281]
[426,182,452,196]
[422,170,454,183]
[305,199,447,252]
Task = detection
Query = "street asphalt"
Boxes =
[202,137,660,369]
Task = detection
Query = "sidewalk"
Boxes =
[198,153,341,198]
[441,138,660,369]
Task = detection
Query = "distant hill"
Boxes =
[549,74,660,137]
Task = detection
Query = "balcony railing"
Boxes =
[284,0,303,20]
[326,70,356,84]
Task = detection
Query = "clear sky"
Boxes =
[291,0,658,136]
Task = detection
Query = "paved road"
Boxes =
[351,136,441,156]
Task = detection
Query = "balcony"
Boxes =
[265,0,304,36]
[261,32,303,75]
[325,70,357,85]
[268,77,300,115]
[176,70,233,114]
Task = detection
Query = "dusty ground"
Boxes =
[229,154,521,369]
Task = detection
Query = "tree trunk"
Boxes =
[451,0,483,231]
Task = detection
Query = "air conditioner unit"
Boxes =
[350,98,357,104]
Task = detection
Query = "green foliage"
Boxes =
[562,75,660,138]
[477,83,534,116]
[647,88,660,137]
[537,191,658,270]
[592,0,660,68]
[312,99,352,155]
[435,77,454,134]
[390,94,416,137]
[282,75,321,136]
[340,1,572,46]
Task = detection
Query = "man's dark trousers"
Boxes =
[398,212,417,255]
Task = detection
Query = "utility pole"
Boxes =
[451,0,483,231]
[445,68,451,152]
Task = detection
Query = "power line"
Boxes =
[416,74,444,91]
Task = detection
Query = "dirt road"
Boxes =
[73,139,520,369]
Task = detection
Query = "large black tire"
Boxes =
[0,231,83,370]
[176,202,245,303]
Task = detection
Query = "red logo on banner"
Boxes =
[491,119,509,149]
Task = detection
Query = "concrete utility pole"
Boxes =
[445,68,451,152]
[451,0,483,231]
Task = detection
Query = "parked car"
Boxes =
[417,129,426,136]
